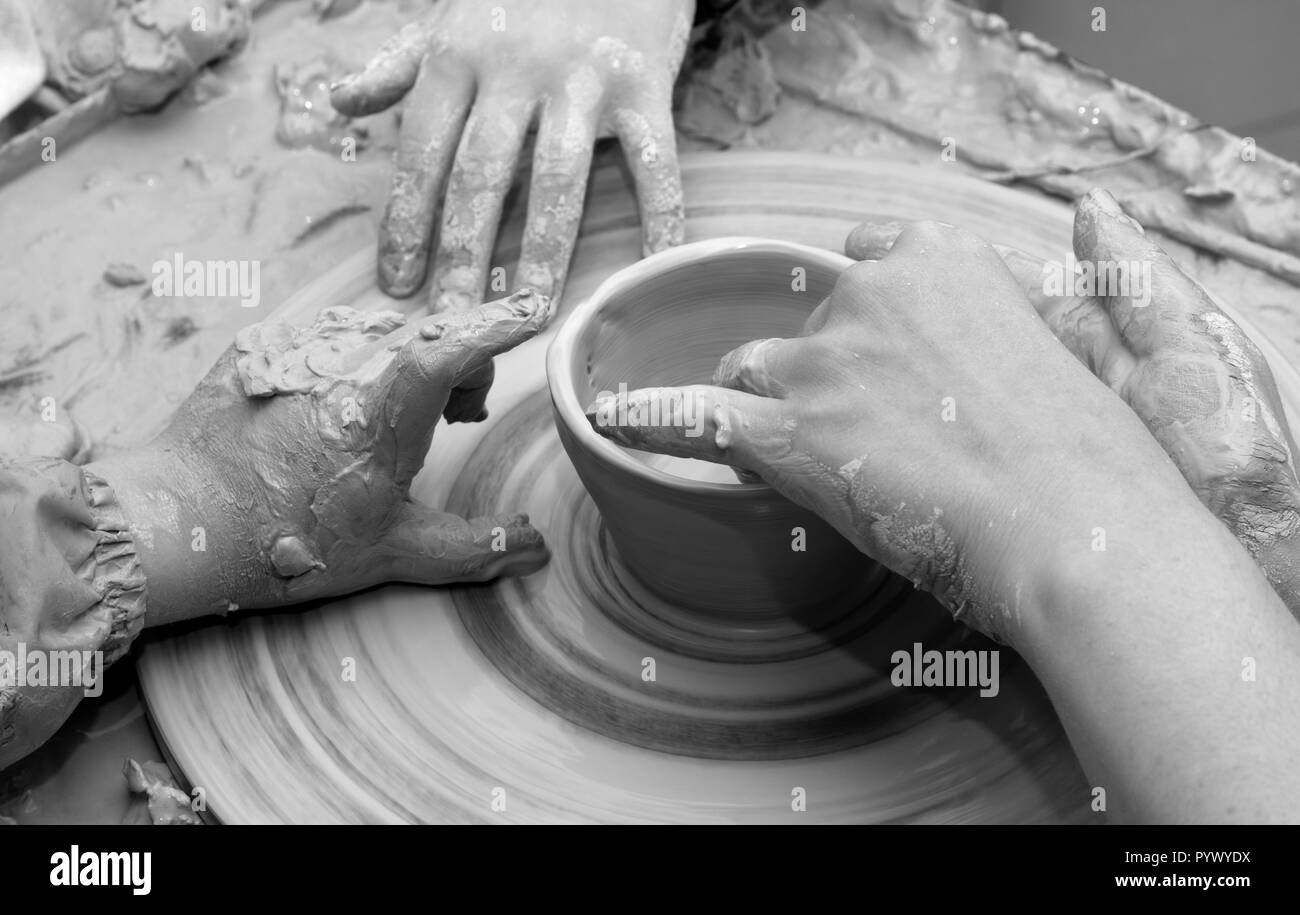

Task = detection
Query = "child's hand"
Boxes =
[333,0,695,313]
[88,291,553,623]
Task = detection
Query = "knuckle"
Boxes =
[902,219,987,253]
[717,339,769,388]
[531,132,586,180]
[845,221,902,259]
[837,259,885,297]
[900,219,951,244]
[738,340,772,382]
[911,218,950,236]
[792,335,849,376]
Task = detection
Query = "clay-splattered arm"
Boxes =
[84,291,552,628]
[329,0,693,313]
[847,191,1300,621]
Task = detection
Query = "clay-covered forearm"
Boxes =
[1021,491,1300,823]
[84,447,267,628]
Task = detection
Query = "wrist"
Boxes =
[1013,468,1234,663]
[955,424,1207,649]
[85,446,238,627]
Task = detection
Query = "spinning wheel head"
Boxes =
[548,238,877,626]
[140,156,1128,824]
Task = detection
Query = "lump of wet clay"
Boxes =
[103,262,146,286]
[234,307,406,397]
[269,533,325,578]
[274,55,370,154]
[123,758,200,825]
[37,0,251,112]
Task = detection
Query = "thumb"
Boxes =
[330,18,432,116]
[1072,187,1216,356]
[370,503,549,585]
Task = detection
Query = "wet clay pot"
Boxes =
[548,237,880,624]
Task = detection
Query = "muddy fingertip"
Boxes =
[1079,188,1146,236]
[489,512,551,571]
[844,219,906,261]
[507,286,553,319]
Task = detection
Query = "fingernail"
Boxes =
[506,287,544,317]
[1089,188,1123,217]
[1089,188,1146,235]
[585,394,617,418]
[446,404,488,424]
[378,259,422,299]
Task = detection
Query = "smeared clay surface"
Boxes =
[31,0,250,111]
[234,306,404,397]
[756,0,1300,285]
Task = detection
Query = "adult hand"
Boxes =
[332,0,694,313]
[87,291,552,625]
[848,190,1300,620]
[586,212,1300,824]
[587,220,1191,645]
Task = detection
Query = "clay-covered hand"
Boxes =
[87,291,552,625]
[587,221,1194,644]
[847,190,1300,620]
[332,0,694,312]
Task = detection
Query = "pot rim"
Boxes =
[546,236,854,497]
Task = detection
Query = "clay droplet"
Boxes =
[269,534,325,578]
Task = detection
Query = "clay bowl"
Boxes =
[547,237,880,627]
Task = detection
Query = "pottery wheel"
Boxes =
[136,152,1300,823]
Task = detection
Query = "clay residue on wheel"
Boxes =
[34,0,251,111]
[757,0,1300,284]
